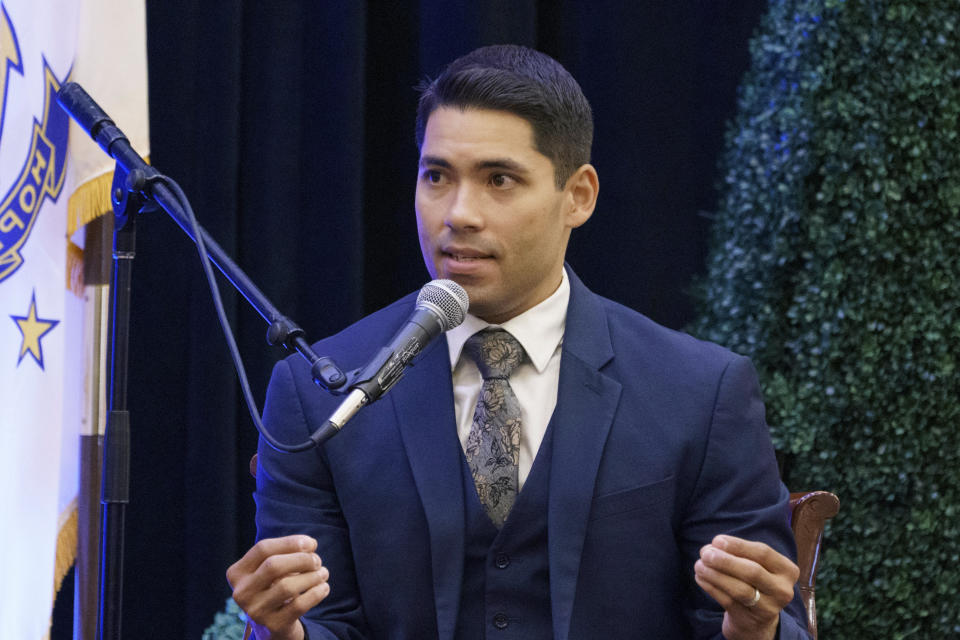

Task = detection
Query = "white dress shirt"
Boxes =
[445,268,569,489]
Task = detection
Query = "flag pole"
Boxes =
[76,214,112,640]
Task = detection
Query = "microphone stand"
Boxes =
[57,83,348,640]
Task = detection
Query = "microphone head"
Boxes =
[416,279,469,331]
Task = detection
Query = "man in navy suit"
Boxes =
[228,45,812,640]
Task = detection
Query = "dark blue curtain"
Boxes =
[53,2,766,637]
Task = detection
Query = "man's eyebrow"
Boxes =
[475,158,528,173]
[418,155,530,174]
[419,155,451,168]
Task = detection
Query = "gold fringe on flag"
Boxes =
[67,171,115,238]
[66,240,84,297]
[45,502,78,640]
[54,501,78,597]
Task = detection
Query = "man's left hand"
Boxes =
[694,534,800,640]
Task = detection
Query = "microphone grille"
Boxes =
[417,279,469,331]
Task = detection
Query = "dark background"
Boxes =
[54,1,769,637]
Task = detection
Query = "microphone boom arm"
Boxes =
[58,81,347,392]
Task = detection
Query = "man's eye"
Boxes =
[423,170,444,184]
[490,174,516,188]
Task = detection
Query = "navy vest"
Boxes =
[454,425,555,639]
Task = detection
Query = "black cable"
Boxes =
[151,174,318,453]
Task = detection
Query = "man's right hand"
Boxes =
[227,535,331,640]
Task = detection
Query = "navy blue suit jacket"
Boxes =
[254,268,811,639]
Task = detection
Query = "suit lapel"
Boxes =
[548,268,622,640]
[391,338,465,640]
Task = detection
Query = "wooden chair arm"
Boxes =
[788,490,840,639]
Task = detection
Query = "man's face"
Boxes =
[416,107,576,324]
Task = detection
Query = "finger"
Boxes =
[239,536,318,574]
[245,567,330,621]
[713,535,799,580]
[699,543,795,601]
[250,581,331,638]
[695,566,781,640]
[694,557,765,610]
[699,543,770,592]
[231,549,324,614]
[694,571,741,610]
[244,550,324,596]
[270,567,330,607]
[701,536,799,608]
[227,535,316,586]
[283,579,331,619]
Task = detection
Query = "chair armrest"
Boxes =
[788,490,839,639]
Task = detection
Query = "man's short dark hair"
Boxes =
[415,44,593,189]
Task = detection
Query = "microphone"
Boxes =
[308,279,469,446]
[57,82,141,172]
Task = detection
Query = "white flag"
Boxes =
[0,1,147,638]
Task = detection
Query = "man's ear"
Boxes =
[564,164,599,229]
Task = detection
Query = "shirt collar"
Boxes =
[446,267,569,373]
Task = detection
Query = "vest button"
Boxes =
[493,612,509,629]
[495,553,511,569]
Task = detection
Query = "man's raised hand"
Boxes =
[694,534,800,640]
[227,535,330,640]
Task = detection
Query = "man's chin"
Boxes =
[438,271,488,294]
[459,285,489,316]
[462,292,513,324]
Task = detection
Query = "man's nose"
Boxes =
[445,184,484,230]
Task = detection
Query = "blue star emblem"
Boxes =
[11,289,59,368]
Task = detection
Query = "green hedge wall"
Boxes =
[690,0,959,637]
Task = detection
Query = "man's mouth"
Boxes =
[447,253,485,262]
[442,248,491,262]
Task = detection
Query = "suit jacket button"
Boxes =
[495,553,510,569]
[493,612,509,629]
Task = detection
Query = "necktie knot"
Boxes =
[464,328,525,380]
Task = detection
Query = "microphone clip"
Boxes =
[339,344,410,401]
